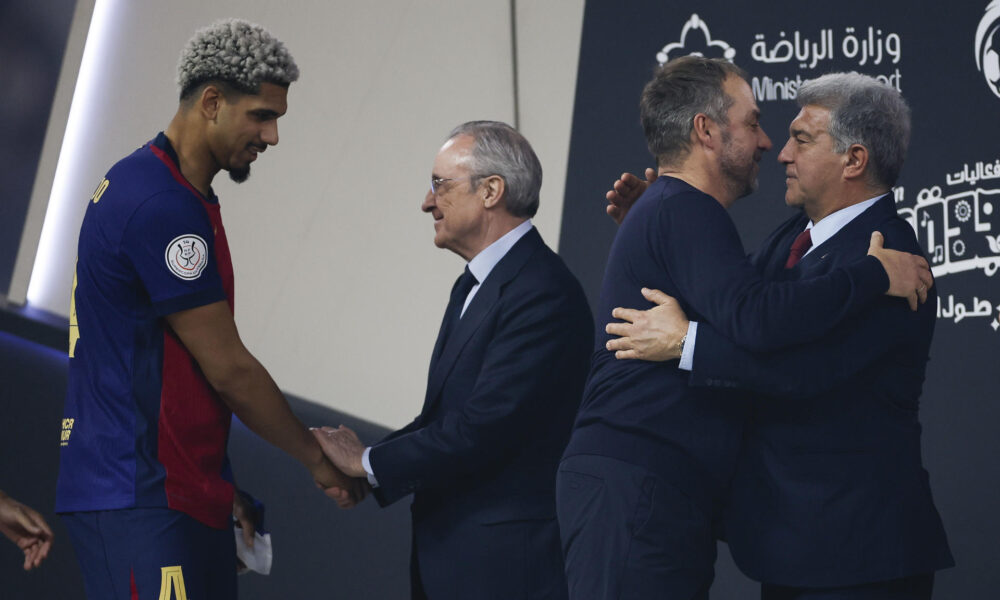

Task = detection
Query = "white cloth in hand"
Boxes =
[234,527,272,575]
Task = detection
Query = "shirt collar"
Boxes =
[803,193,886,255]
[467,220,533,284]
[152,132,219,204]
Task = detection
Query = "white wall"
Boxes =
[13,0,585,428]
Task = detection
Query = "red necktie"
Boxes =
[784,229,813,269]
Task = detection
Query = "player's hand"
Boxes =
[320,478,370,508]
[308,453,363,509]
[606,168,656,225]
[867,231,933,311]
[232,491,259,550]
[0,491,54,571]
[605,288,689,361]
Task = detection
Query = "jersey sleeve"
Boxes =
[120,190,227,316]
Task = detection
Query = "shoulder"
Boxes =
[866,206,922,255]
[99,145,194,214]
[515,241,575,289]
[635,178,723,218]
[507,241,588,309]
[619,179,731,247]
[105,142,172,190]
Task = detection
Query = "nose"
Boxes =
[421,189,436,213]
[777,138,794,164]
[758,126,773,152]
[261,120,279,146]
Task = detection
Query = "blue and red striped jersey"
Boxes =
[57,132,237,529]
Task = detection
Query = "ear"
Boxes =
[843,143,869,181]
[199,85,224,120]
[692,113,715,148]
[481,175,506,209]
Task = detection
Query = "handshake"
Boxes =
[308,425,371,509]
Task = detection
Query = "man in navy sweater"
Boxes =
[556,58,934,600]
[599,72,952,599]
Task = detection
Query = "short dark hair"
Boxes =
[640,56,748,167]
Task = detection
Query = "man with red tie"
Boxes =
[555,57,936,600]
[603,72,953,599]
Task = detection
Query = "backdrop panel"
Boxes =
[0,0,76,297]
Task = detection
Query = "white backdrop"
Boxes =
[13,0,585,428]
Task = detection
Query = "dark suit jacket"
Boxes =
[369,227,593,600]
[690,196,954,586]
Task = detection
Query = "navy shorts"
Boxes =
[62,507,236,600]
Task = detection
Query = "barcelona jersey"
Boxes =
[57,132,236,529]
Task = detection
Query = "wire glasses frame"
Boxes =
[430,176,477,194]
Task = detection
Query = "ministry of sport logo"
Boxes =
[165,234,209,280]
[976,0,1000,98]
[656,14,735,65]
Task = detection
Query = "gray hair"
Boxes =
[448,121,543,218]
[797,72,910,187]
[177,19,299,100]
[640,56,748,167]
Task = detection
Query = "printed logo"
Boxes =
[165,234,209,280]
[976,0,1000,98]
[656,14,736,66]
[61,418,74,447]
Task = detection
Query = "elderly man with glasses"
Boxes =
[313,121,593,600]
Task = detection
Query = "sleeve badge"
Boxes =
[164,234,209,280]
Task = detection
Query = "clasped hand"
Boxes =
[311,426,371,507]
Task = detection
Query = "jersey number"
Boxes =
[91,178,109,203]
[159,566,188,600]
[69,265,79,358]
[69,175,110,356]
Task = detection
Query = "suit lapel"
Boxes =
[797,195,896,272]
[756,213,810,279]
[421,228,544,417]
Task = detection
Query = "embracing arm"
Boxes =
[655,196,930,351]
[688,291,932,398]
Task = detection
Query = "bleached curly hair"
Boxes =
[177,18,299,100]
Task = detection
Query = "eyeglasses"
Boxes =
[430,176,476,194]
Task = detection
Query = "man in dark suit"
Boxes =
[605,73,952,599]
[313,121,593,600]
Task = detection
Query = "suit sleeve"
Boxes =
[657,193,889,351]
[369,282,589,506]
[376,417,421,446]
[688,292,933,398]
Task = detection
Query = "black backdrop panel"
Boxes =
[0,0,77,297]
[559,1,1000,597]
